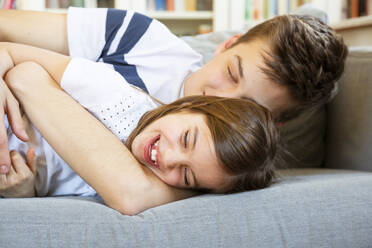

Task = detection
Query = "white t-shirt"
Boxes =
[67,7,203,103]
[6,58,159,197]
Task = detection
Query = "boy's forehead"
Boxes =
[232,38,270,53]
[223,41,271,70]
[231,42,293,116]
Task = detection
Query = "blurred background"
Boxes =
[3,0,372,45]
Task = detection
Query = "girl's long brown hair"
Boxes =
[126,95,283,194]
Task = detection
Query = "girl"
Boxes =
[0,45,282,214]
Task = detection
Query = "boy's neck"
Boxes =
[182,71,196,97]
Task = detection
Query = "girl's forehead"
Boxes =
[159,109,205,121]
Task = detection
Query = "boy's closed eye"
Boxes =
[228,66,238,84]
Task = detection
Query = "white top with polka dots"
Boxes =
[61,58,159,143]
[7,58,159,197]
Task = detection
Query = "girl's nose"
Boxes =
[161,147,186,171]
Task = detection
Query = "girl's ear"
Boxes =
[214,34,243,56]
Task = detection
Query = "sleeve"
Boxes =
[60,57,136,109]
[60,58,157,141]
[67,7,153,62]
[67,7,107,60]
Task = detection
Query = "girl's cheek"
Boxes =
[160,173,179,187]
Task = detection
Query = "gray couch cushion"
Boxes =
[1,169,371,247]
[325,47,372,172]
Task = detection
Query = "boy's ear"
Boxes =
[276,122,285,127]
[214,34,243,56]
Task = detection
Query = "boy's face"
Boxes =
[184,38,293,119]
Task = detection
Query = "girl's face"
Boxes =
[131,111,229,191]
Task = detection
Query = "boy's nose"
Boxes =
[208,84,241,98]
[213,90,239,99]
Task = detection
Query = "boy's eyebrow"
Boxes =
[235,55,245,80]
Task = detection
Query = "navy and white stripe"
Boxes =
[100,9,153,92]
[67,7,203,104]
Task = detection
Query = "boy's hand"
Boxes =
[0,49,29,174]
[0,148,37,198]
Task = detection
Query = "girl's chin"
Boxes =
[131,144,143,164]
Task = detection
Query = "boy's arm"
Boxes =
[5,62,197,215]
[0,42,70,84]
[0,9,69,55]
[1,8,117,61]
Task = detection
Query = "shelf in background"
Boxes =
[332,15,372,46]
[145,10,213,20]
[332,15,372,31]
[43,9,213,19]
[45,8,68,13]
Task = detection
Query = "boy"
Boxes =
[0,7,347,174]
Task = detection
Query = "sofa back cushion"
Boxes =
[325,47,372,172]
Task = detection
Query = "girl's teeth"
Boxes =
[151,148,157,163]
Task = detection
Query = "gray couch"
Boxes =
[1,33,372,248]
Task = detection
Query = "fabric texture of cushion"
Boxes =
[325,47,372,172]
[1,169,371,247]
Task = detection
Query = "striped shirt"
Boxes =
[67,7,203,103]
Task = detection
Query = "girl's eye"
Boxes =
[184,130,189,148]
[184,167,189,186]
[228,66,238,84]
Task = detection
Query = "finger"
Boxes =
[9,150,27,174]
[8,161,16,176]
[5,88,29,142]
[26,147,37,174]
[0,108,11,175]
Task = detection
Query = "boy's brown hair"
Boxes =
[235,15,348,122]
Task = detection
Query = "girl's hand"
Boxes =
[0,49,14,77]
[0,49,28,175]
[0,148,37,198]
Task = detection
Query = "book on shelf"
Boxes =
[174,0,185,11]
[277,0,289,15]
[196,0,212,10]
[185,0,196,11]
[155,0,166,10]
[351,0,359,17]
[145,0,211,12]
[45,0,85,9]
[244,0,372,23]
[1,0,15,9]
[166,0,174,11]
[348,0,372,18]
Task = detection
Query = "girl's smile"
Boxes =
[144,134,160,169]
[131,111,229,191]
